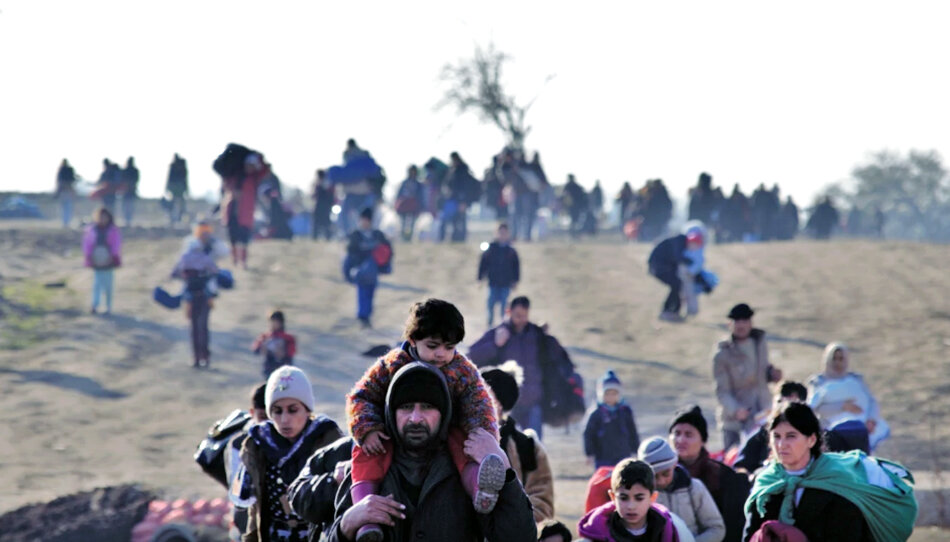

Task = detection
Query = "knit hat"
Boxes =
[669,404,709,442]
[387,363,450,418]
[264,366,315,416]
[481,360,523,412]
[598,370,622,399]
[638,436,678,472]
[385,362,452,442]
[727,303,754,320]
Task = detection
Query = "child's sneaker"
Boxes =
[472,453,506,514]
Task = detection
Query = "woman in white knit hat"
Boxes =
[234,366,344,542]
[639,436,725,542]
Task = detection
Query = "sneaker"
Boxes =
[355,525,384,542]
[472,453,506,514]
[658,311,684,323]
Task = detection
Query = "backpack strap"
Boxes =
[511,430,538,474]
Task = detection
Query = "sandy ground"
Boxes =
[0,221,947,539]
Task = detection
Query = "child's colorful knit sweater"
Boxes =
[347,343,498,444]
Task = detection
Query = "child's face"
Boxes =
[269,318,283,333]
[411,337,457,368]
[654,467,675,490]
[609,484,655,531]
[602,389,621,406]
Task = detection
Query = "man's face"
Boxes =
[395,402,442,450]
[269,318,283,333]
[509,306,529,331]
[358,217,372,231]
[497,227,511,243]
[731,318,753,340]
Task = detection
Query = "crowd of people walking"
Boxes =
[55,141,881,246]
[60,139,916,542]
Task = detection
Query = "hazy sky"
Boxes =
[2,1,948,205]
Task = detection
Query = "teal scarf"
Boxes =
[746,451,917,541]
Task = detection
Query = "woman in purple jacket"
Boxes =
[82,207,122,314]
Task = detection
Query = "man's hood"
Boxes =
[384,361,453,444]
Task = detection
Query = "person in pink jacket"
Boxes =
[82,207,122,314]
[578,458,693,542]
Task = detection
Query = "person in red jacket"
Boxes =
[251,310,297,379]
[220,150,269,269]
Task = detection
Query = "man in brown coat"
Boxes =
[712,303,782,450]
[481,361,555,523]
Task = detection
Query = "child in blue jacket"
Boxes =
[584,370,641,469]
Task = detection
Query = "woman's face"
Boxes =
[270,398,309,440]
[829,349,848,376]
[771,421,817,471]
[670,423,704,462]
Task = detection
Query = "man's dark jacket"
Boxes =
[324,363,537,542]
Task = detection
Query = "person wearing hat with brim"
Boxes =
[235,367,344,542]
[327,362,537,542]
[669,405,750,542]
[713,303,782,451]
[482,360,556,523]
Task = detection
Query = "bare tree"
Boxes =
[438,43,551,149]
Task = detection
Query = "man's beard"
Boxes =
[399,422,437,451]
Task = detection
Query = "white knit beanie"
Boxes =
[265,366,315,416]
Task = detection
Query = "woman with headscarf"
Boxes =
[743,402,915,542]
[808,343,890,451]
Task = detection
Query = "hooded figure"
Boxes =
[808,343,890,450]
[325,362,537,542]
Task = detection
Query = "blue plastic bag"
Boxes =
[153,286,182,309]
[217,269,235,290]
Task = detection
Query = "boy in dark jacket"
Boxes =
[584,370,641,469]
[343,208,392,328]
[478,223,520,326]
[251,310,297,378]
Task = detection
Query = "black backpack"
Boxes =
[537,331,587,427]
[194,409,251,488]
[212,143,253,179]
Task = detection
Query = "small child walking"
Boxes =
[346,299,504,542]
[82,207,122,314]
[584,370,641,469]
[251,310,297,378]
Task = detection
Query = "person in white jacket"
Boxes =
[638,437,725,542]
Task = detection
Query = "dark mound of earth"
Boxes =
[0,484,155,542]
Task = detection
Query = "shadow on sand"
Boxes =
[567,346,701,378]
[0,368,126,399]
